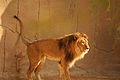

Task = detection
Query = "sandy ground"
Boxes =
[1,69,120,80]
[1,75,120,80]
[1,60,120,80]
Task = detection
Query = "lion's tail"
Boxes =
[14,16,29,46]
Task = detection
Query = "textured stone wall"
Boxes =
[0,0,120,80]
[0,0,92,79]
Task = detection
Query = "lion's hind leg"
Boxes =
[27,47,45,80]
[34,55,46,80]
[27,63,38,80]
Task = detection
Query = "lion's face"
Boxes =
[77,37,89,52]
[74,32,90,58]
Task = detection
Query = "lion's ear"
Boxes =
[81,33,88,39]
[74,32,80,40]
[73,35,78,41]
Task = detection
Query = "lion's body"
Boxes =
[14,16,90,80]
[27,39,64,62]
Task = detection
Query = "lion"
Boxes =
[14,16,90,80]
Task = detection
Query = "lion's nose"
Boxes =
[87,46,90,49]
[87,47,89,49]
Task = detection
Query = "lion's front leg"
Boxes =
[63,67,71,80]
[58,61,71,80]
[58,63,64,80]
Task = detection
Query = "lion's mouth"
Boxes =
[81,49,89,59]
[84,49,89,54]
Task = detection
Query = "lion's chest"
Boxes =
[68,47,88,68]
[68,56,80,68]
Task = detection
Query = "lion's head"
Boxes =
[58,32,90,61]
[74,32,90,59]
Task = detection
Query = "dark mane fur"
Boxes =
[58,35,77,49]
[58,34,77,62]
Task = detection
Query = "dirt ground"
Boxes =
[2,75,120,80]
[1,66,120,80]
[44,76,120,80]
[1,56,120,80]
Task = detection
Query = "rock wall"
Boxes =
[0,0,120,80]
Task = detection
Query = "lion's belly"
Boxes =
[46,55,61,61]
[43,49,64,61]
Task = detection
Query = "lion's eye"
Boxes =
[81,42,85,45]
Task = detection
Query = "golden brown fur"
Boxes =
[14,16,90,80]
